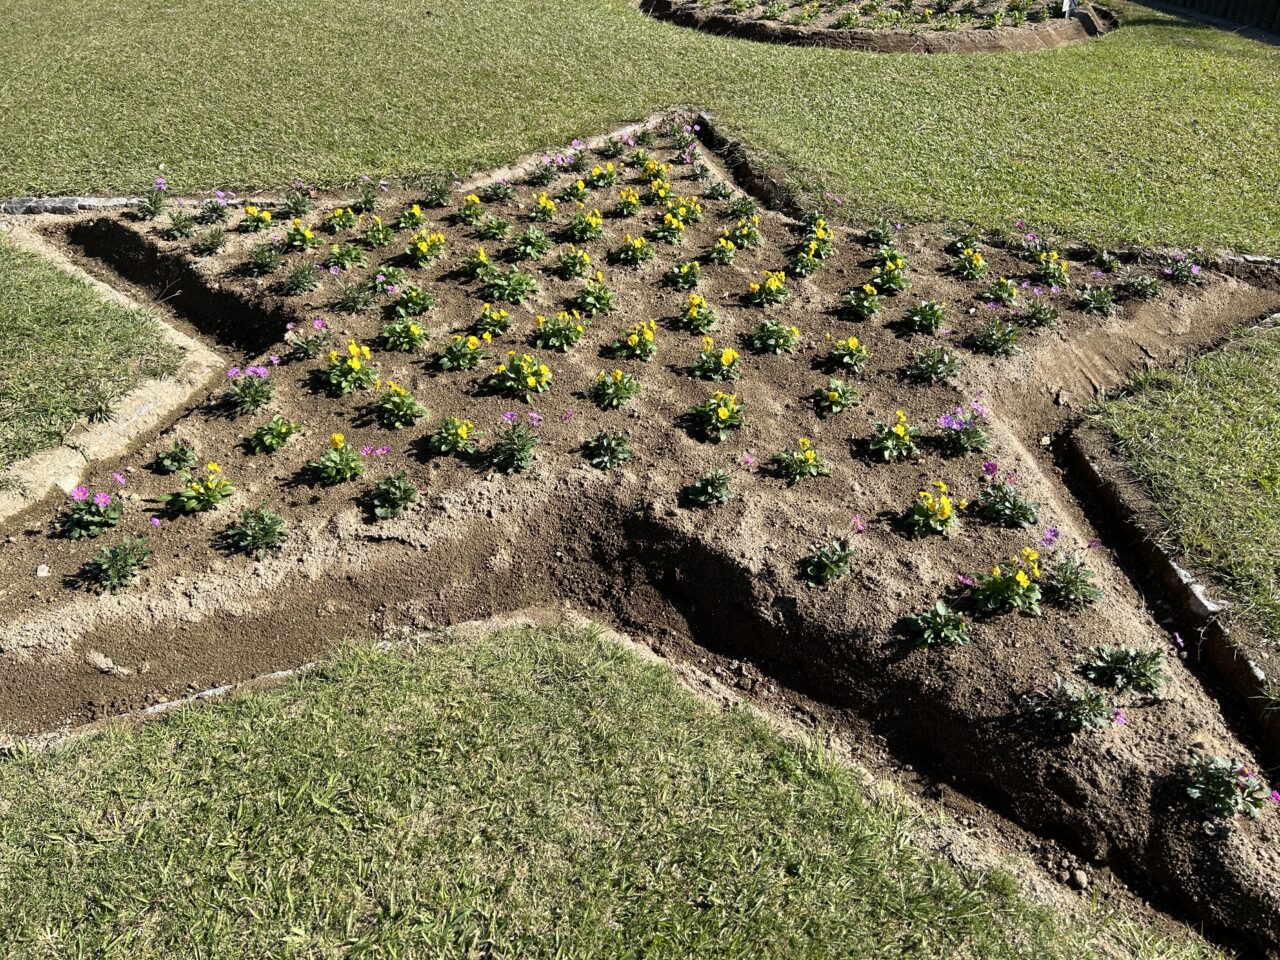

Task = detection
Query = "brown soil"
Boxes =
[635,0,1118,54]
[2,119,1280,951]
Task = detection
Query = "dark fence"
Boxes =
[1146,0,1280,33]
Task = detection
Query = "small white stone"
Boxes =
[35,564,50,578]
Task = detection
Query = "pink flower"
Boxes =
[70,486,89,501]
[1113,708,1127,725]
[286,322,296,331]
[742,453,755,467]
[111,472,126,486]
[981,460,999,477]
[150,517,162,528]
[853,514,866,533]
[1271,790,1279,805]
[311,318,328,331]
[94,492,112,508]
[226,367,241,379]
[956,574,974,587]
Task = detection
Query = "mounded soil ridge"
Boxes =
[1,120,1278,950]
[636,0,1119,54]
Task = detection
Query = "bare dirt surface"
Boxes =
[634,0,1118,54]
[1,119,1279,951]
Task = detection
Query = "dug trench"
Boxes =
[3,126,1280,949]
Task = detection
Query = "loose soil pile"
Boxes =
[1,119,1279,950]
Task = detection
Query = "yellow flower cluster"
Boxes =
[535,193,556,215]
[244,204,271,225]
[410,230,446,258]
[703,337,738,369]
[916,480,966,523]
[713,391,739,421]
[494,352,552,391]
[623,319,657,351]
[892,409,911,438]
[749,271,787,295]
[330,340,371,371]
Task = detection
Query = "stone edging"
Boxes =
[0,223,224,524]
[637,0,1118,54]
[0,196,137,216]
[1063,421,1280,752]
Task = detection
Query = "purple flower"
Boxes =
[150,517,162,528]
[70,486,89,501]
[286,322,296,331]
[154,177,167,192]
[1113,708,1127,725]
[1174,631,1185,649]
[362,446,374,457]
[269,355,281,365]
[1191,264,1201,275]
[111,472,126,486]
[1086,537,1101,549]
[853,514,865,533]
[1039,527,1060,548]
[982,460,999,477]
[311,318,328,331]
[376,445,390,456]
[360,174,371,183]
[379,179,389,191]
[94,492,112,508]
[328,265,341,275]
[956,574,975,588]
[226,366,241,379]
[561,409,574,422]
[1271,790,1280,805]
[742,453,755,467]
[501,411,518,424]
[527,412,543,428]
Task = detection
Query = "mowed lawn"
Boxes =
[1092,323,1280,642]
[0,626,1223,959]
[0,239,182,473]
[0,0,1277,252]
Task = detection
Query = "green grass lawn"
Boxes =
[0,239,182,473]
[0,625,1221,959]
[0,0,1277,252]
[1092,322,1280,642]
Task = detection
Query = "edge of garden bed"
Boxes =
[0,222,223,524]
[1062,418,1280,751]
[636,0,1118,54]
